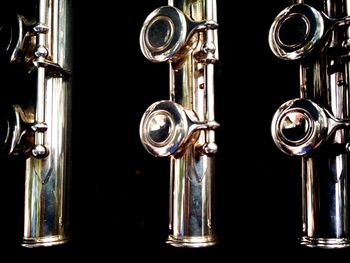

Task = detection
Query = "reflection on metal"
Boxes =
[270,1,350,248]
[0,0,72,247]
[139,0,219,247]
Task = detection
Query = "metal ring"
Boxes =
[140,6,187,62]
[140,101,189,157]
[271,99,328,155]
[269,4,324,60]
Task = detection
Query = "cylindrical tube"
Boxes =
[22,0,72,247]
[167,0,217,247]
[299,0,350,248]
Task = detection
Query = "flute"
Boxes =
[270,0,350,248]
[0,0,72,247]
[139,0,219,247]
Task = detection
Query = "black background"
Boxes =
[1,0,349,260]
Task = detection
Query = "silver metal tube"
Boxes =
[299,0,350,248]
[139,0,218,248]
[269,0,350,248]
[22,0,72,247]
[167,0,216,247]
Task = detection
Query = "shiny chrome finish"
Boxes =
[22,0,72,248]
[139,0,219,247]
[0,0,72,247]
[270,0,350,248]
[140,6,217,63]
[269,3,350,60]
[140,100,219,157]
[271,98,350,156]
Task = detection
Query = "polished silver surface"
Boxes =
[0,0,72,247]
[271,98,350,156]
[270,0,350,248]
[22,0,72,247]
[139,0,218,247]
[140,5,218,63]
[269,3,350,60]
[140,100,219,157]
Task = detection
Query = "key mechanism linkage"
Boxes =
[139,1,219,247]
[0,0,72,248]
[270,2,350,248]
